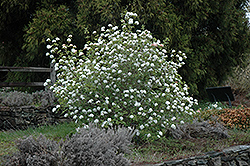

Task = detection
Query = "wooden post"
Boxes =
[50,63,56,84]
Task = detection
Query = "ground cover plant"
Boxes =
[45,12,198,142]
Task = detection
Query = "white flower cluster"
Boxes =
[45,12,198,141]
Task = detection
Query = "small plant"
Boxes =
[6,124,134,166]
[0,91,33,106]
[193,102,250,130]
[167,120,229,139]
[217,107,250,130]
[193,102,228,122]
[0,90,56,107]
[45,11,198,141]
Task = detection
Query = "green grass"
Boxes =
[1,121,250,166]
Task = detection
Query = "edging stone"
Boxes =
[155,145,250,166]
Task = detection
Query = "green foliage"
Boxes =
[22,2,74,62]
[1,0,250,97]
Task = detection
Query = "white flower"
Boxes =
[165,101,170,105]
[129,115,134,119]
[94,119,99,123]
[68,34,72,38]
[52,107,56,112]
[71,48,77,53]
[101,26,105,31]
[67,38,71,42]
[135,21,139,25]
[180,120,184,124]
[147,133,151,138]
[171,124,176,129]
[128,18,133,24]
[148,108,153,113]
[171,117,176,121]
[139,125,144,130]
[134,101,141,107]
[120,117,124,120]
[73,115,77,119]
[64,113,68,117]
[43,82,48,87]
[79,115,83,119]
[159,131,163,136]
[88,113,94,117]
[46,45,52,49]
[107,118,112,122]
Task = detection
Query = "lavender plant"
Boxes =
[45,12,198,141]
[0,90,56,107]
[6,124,134,166]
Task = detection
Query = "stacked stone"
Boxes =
[156,145,250,166]
[0,106,69,130]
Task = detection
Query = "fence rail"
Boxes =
[0,64,55,87]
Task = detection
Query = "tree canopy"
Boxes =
[1,0,250,97]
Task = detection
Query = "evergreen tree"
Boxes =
[1,0,249,97]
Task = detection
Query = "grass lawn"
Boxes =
[0,121,249,165]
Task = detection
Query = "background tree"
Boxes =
[1,0,249,98]
[0,0,37,81]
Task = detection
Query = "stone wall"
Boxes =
[0,106,69,130]
[156,145,250,166]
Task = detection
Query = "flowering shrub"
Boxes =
[45,12,198,141]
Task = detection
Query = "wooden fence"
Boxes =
[0,63,55,87]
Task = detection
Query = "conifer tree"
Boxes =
[1,0,249,96]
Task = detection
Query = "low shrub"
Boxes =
[6,124,134,166]
[217,107,250,130]
[167,120,229,139]
[194,105,250,130]
[0,90,56,107]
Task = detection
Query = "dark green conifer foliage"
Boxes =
[0,0,249,96]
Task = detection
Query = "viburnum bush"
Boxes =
[45,12,198,141]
